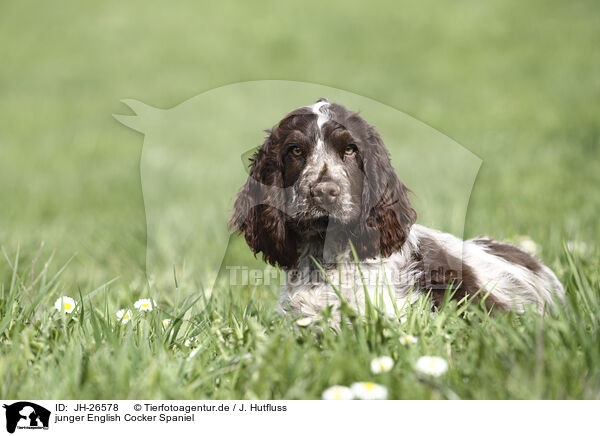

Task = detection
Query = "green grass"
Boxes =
[1,0,599,399]
[1,246,599,399]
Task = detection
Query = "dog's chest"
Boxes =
[278,253,419,319]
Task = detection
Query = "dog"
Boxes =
[230,99,564,320]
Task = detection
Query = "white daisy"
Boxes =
[162,318,171,329]
[516,236,539,255]
[415,356,448,377]
[370,356,394,374]
[296,317,313,327]
[400,335,418,345]
[134,298,157,312]
[567,240,589,256]
[322,385,354,400]
[184,336,199,347]
[116,309,132,324]
[350,382,388,400]
[54,296,77,314]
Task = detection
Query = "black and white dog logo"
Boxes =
[2,402,50,433]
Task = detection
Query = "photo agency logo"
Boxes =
[114,81,481,292]
[2,402,50,433]
[225,265,461,291]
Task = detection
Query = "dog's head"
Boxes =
[230,99,417,268]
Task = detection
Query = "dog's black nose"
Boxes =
[310,182,340,205]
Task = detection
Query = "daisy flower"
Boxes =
[370,356,394,374]
[162,318,171,329]
[54,296,77,314]
[400,335,418,345]
[322,385,354,400]
[516,236,539,255]
[295,317,313,327]
[134,298,157,312]
[350,382,388,400]
[184,337,199,347]
[567,240,589,256]
[116,309,132,324]
[415,356,448,377]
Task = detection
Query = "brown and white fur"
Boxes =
[230,99,564,320]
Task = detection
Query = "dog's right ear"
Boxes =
[352,125,417,259]
[229,134,298,268]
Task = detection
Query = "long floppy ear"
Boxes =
[229,134,298,268]
[352,126,417,259]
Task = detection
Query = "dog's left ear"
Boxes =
[352,126,417,259]
[229,134,298,268]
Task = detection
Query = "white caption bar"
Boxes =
[0,400,596,435]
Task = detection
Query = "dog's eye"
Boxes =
[344,144,358,157]
[289,144,303,156]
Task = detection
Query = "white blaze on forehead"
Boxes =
[306,101,331,158]
[308,101,330,131]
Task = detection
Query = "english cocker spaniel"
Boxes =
[230,99,564,320]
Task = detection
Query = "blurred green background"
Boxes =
[1,0,598,285]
